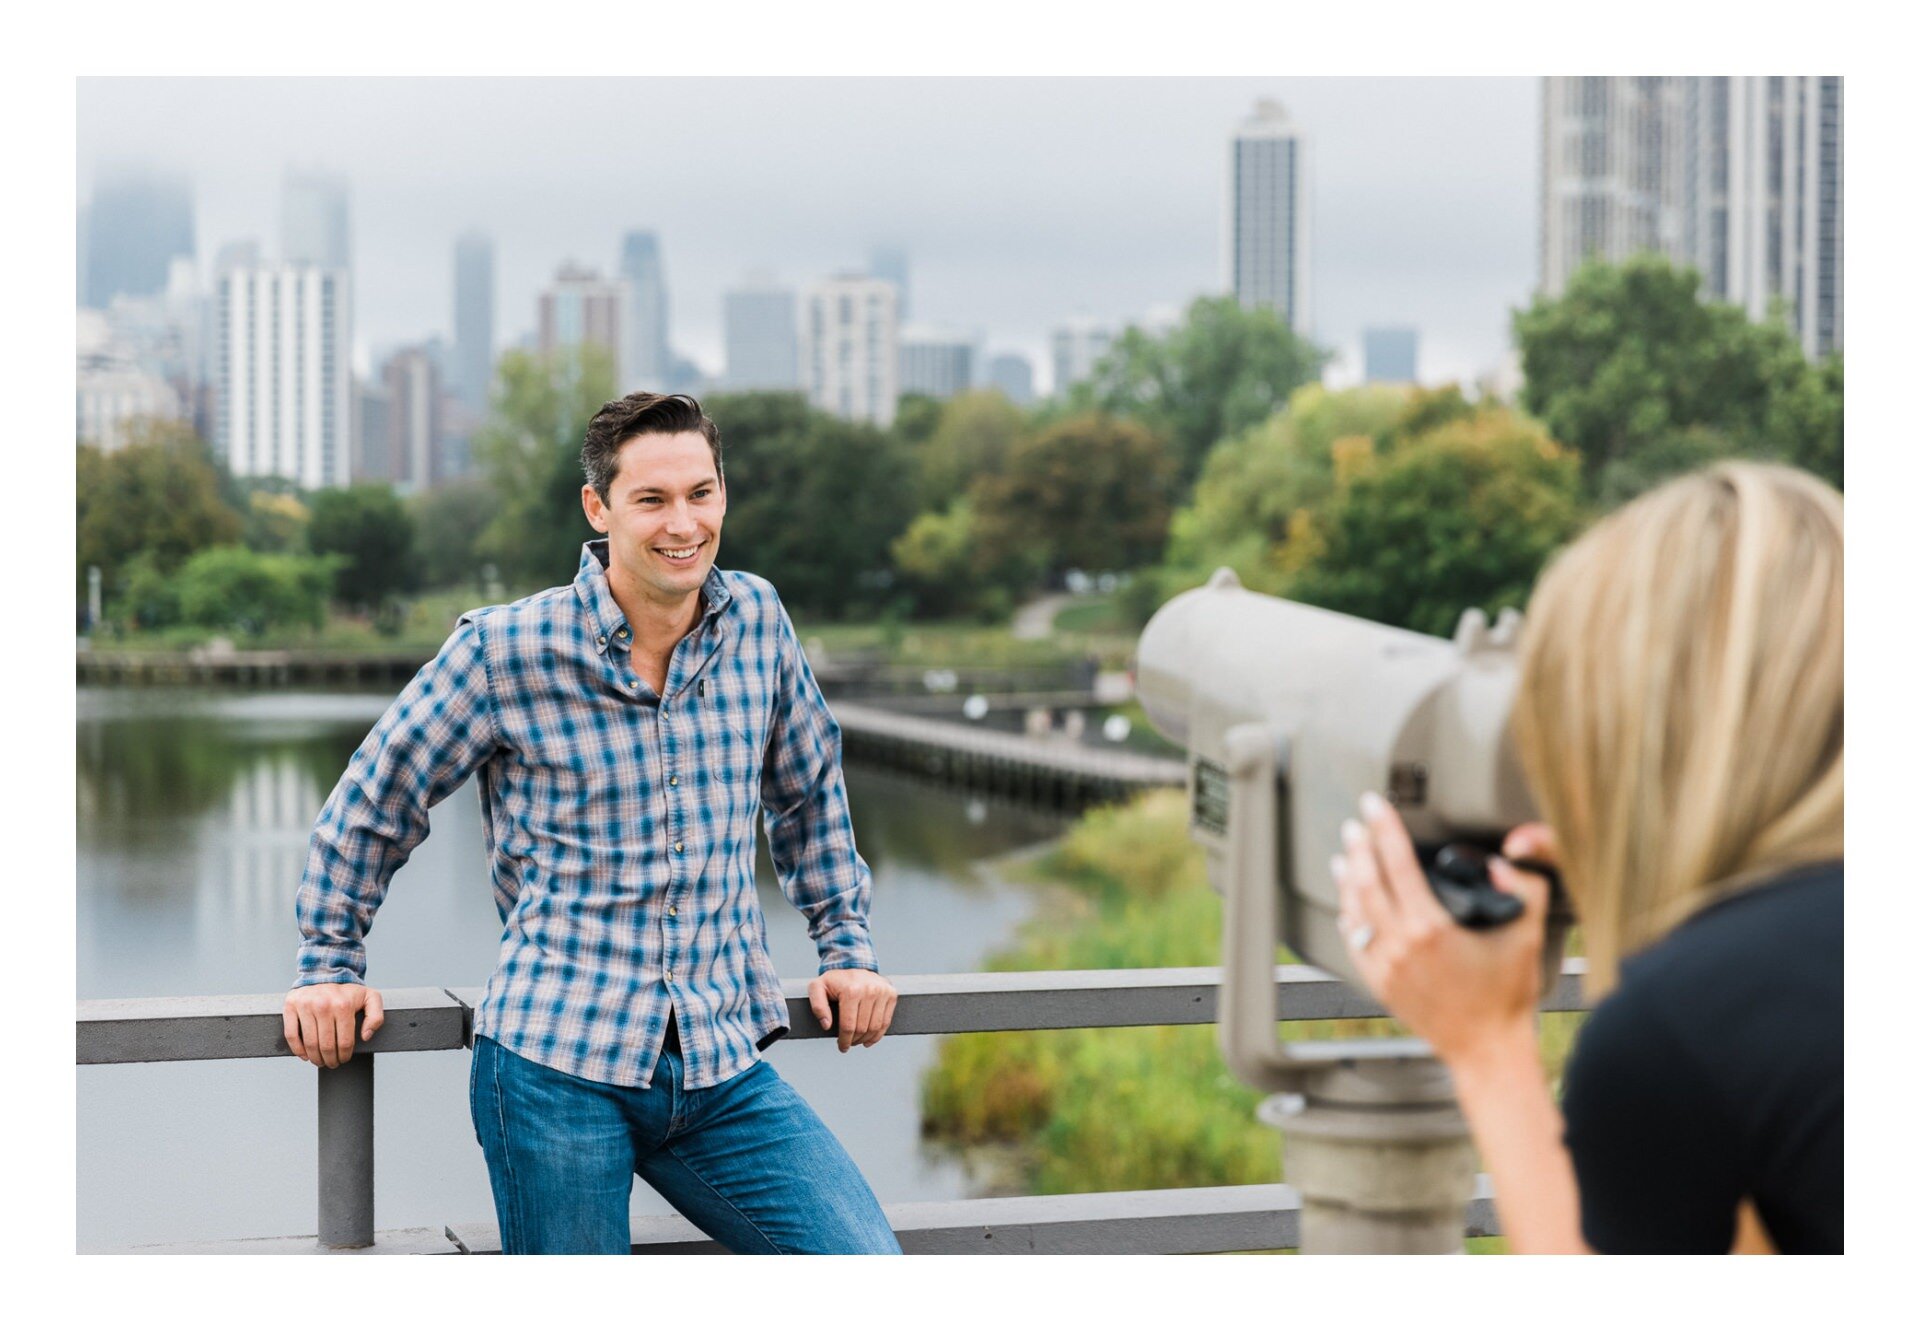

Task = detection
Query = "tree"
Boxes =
[1069,295,1330,486]
[1144,382,1420,595]
[242,489,311,555]
[915,389,1027,511]
[76,421,242,599]
[704,392,919,619]
[473,345,617,588]
[890,500,987,620]
[1284,408,1585,636]
[971,413,1177,586]
[410,477,499,590]
[307,484,418,610]
[1513,254,1843,493]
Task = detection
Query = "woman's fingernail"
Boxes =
[1359,791,1389,821]
[1341,818,1366,848]
[1330,853,1347,881]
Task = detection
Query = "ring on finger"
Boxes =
[1346,922,1376,952]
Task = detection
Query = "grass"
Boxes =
[920,788,1587,1237]
[87,585,535,655]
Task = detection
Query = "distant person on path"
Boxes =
[1332,462,1842,1253]
[284,392,902,1254]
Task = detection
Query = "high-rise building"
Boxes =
[1050,317,1113,397]
[538,263,624,369]
[898,326,976,400]
[1540,76,1842,357]
[453,231,495,412]
[281,169,352,270]
[803,274,899,428]
[619,231,670,392]
[1227,99,1311,334]
[723,278,799,391]
[76,309,185,452]
[986,352,1035,406]
[1362,327,1419,384]
[215,264,354,489]
[379,347,444,491]
[83,170,195,310]
[869,246,910,321]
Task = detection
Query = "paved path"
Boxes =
[1010,592,1074,641]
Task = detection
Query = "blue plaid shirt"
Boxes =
[294,541,879,1089]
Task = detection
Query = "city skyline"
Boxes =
[78,77,1540,391]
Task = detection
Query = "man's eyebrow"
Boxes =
[625,476,720,496]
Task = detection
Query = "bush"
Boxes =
[170,546,338,635]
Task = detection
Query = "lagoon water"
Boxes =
[77,687,1066,1250]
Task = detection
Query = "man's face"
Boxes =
[581,430,726,607]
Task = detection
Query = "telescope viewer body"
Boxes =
[1136,568,1568,1093]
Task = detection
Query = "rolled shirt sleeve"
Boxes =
[758,603,879,975]
[293,617,499,986]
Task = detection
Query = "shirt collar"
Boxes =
[573,540,733,655]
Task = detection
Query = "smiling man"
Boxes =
[284,391,902,1254]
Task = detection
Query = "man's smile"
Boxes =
[654,541,706,565]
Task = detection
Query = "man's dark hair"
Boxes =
[581,392,724,501]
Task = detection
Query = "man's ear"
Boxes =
[581,484,610,533]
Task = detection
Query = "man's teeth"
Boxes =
[659,546,698,560]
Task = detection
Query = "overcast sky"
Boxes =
[78,76,1539,391]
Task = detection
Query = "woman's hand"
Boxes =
[1332,793,1558,1067]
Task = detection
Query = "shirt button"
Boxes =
[618,628,629,639]
[628,679,638,690]
[673,841,684,854]
[668,905,678,917]
[596,634,607,647]
[669,776,678,786]
[665,969,674,982]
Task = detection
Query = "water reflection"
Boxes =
[77,687,1067,1248]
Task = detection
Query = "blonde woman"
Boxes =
[1332,462,1842,1254]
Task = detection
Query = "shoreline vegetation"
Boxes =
[920,789,1586,1245]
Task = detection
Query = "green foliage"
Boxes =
[891,392,946,449]
[1286,410,1586,636]
[307,484,418,611]
[241,489,311,555]
[163,546,337,634]
[1069,295,1331,486]
[915,389,1028,511]
[76,421,243,601]
[703,391,919,619]
[971,412,1178,583]
[1513,254,1842,492]
[409,477,499,590]
[473,345,616,588]
[891,500,989,620]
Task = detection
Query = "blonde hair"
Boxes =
[1512,462,1843,996]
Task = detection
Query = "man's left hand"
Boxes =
[808,968,898,1052]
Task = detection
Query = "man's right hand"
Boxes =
[283,983,385,1068]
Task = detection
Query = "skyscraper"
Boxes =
[281,169,352,270]
[215,263,354,489]
[1362,327,1419,384]
[453,231,495,412]
[804,274,899,428]
[986,352,1035,407]
[869,246,910,321]
[379,346,444,491]
[1050,317,1113,397]
[83,170,195,310]
[898,326,976,400]
[619,231,670,392]
[723,278,799,391]
[538,263,624,369]
[1227,99,1311,334]
[1540,76,1842,356]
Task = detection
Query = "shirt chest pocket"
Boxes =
[697,675,773,775]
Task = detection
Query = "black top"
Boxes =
[1559,860,1842,1254]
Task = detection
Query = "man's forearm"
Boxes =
[1447,1022,1588,1254]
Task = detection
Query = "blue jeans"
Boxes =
[469,1035,902,1254]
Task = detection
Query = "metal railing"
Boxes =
[76,962,1591,1254]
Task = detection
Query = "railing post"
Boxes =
[317,1055,374,1249]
